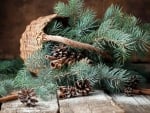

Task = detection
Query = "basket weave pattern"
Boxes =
[20,14,57,60]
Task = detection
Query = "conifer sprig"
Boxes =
[25,49,49,72]
[0,59,23,96]
[95,64,144,93]
[54,0,83,26]
[94,4,150,63]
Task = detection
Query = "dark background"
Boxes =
[0,0,150,59]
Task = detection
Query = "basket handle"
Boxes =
[42,34,111,60]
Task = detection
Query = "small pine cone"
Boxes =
[67,87,77,98]
[18,89,38,107]
[51,44,70,59]
[75,79,92,96]
[124,87,134,96]
[57,86,68,99]
[125,75,139,89]
[58,86,77,99]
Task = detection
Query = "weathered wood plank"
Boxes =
[59,90,124,113]
[113,95,150,113]
[0,97,58,113]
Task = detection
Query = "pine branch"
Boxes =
[132,32,150,54]
[74,9,98,38]
[0,59,23,97]
[0,79,14,96]
[14,68,35,89]
[14,68,57,100]
[70,59,98,85]
[141,23,150,33]
[103,4,122,21]
[54,0,84,26]
[94,4,150,63]
[0,58,23,74]
[25,49,49,72]
[54,2,69,17]
[95,64,144,93]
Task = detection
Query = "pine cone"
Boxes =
[18,89,38,107]
[46,44,93,69]
[125,75,139,89]
[51,44,69,59]
[58,86,77,99]
[124,87,134,96]
[75,79,92,96]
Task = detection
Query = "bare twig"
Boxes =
[42,34,111,60]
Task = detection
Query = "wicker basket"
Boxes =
[20,14,57,60]
[20,13,106,61]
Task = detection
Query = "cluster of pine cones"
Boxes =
[58,79,92,99]
[124,75,140,96]
[45,44,92,69]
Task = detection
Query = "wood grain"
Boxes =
[1,96,58,113]
[59,90,124,113]
[112,94,150,113]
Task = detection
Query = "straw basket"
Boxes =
[20,14,108,63]
[20,14,57,60]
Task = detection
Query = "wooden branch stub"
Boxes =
[0,94,18,103]
[132,88,150,95]
[42,34,111,60]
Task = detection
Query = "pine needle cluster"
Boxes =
[52,2,150,64]
[95,4,150,63]
[0,59,23,96]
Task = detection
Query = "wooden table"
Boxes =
[1,90,150,113]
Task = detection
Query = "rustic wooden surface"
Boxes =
[59,90,124,113]
[112,95,150,113]
[0,97,58,113]
[1,90,150,113]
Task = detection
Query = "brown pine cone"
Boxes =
[75,79,92,96]
[58,86,77,99]
[124,87,134,96]
[51,44,69,59]
[125,75,139,89]
[18,89,38,107]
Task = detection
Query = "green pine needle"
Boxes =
[96,64,144,93]
[14,68,35,89]
[0,79,14,96]
[25,49,49,71]
[71,60,98,85]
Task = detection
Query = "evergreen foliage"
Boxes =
[14,68,57,100]
[95,64,144,93]
[53,2,150,64]
[0,0,150,98]
[25,49,49,72]
[95,4,150,63]
[54,0,84,26]
[53,0,99,42]
[70,60,98,85]
[0,59,23,96]
[17,0,150,96]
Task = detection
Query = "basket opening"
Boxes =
[43,17,70,35]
